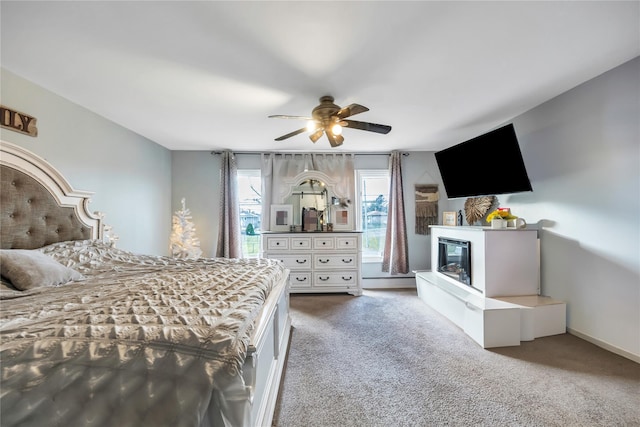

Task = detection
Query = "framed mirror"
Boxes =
[290,179,327,230]
[278,171,354,231]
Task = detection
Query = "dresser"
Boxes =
[261,232,362,296]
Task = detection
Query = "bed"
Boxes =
[0,141,291,427]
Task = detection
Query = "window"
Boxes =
[237,170,262,258]
[356,170,390,262]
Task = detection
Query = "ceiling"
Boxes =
[1,1,638,153]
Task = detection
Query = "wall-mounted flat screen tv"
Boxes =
[435,123,533,199]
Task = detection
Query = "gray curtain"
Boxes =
[216,151,241,258]
[382,151,409,274]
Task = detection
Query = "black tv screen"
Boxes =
[435,123,533,199]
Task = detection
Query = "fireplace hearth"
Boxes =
[437,237,471,287]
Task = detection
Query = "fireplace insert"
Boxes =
[437,238,472,287]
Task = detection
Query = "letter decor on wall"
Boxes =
[0,105,38,137]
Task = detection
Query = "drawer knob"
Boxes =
[342,259,353,263]
[342,276,352,281]
[296,259,307,264]
[276,242,280,245]
[296,277,307,282]
[319,276,329,281]
[299,242,303,245]
[319,259,329,264]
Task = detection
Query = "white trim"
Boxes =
[362,277,416,289]
[567,327,640,364]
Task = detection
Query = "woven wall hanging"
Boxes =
[415,184,439,235]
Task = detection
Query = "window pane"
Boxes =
[238,170,262,258]
[358,171,389,260]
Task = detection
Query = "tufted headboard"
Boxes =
[0,141,102,249]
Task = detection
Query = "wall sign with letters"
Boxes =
[0,105,38,137]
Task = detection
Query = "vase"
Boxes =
[491,218,506,229]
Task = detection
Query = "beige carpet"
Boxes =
[273,289,640,427]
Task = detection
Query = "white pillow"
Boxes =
[0,249,84,291]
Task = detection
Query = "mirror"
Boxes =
[286,179,329,230]
[277,170,353,231]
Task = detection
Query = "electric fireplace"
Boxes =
[437,237,472,287]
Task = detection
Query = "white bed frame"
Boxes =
[245,279,291,426]
[0,140,291,427]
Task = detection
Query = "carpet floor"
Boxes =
[272,289,640,427]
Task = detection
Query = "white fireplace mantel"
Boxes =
[416,225,566,348]
[430,225,540,297]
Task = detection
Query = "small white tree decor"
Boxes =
[170,198,203,259]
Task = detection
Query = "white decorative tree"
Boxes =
[170,198,203,259]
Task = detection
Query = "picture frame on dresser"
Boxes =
[443,211,458,226]
[332,207,351,230]
[270,204,293,231]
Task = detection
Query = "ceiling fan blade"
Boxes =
[309,128,324,143]
[343,119,392,134]
[335,103,369,120]
[275,127,307,141]
[269,115,313,120]
[326,132,344,147]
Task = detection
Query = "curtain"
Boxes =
[261,153,307,230]
[309,153,355,200]
[382,151,409,274]
[260,154,274,231]
[261,153,355,230]
[216,151,241,258]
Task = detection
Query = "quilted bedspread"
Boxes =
[0,240,287,427]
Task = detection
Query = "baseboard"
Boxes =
[567,327,640,364]
[362,277,416,289]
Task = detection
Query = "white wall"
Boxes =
[445,58,640,361]
[171,151,220,257]
[1,69,172,255]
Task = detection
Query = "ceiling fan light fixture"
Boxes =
[309,128,324,143]
[269,95,391,146]
[306,120,316,132]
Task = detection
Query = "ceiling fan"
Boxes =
[269,96,392,147]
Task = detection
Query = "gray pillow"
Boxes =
[0,249,84,291]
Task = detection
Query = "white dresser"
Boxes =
[261,232,362,296]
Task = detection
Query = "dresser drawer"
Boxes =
[290,272,312,288]
[290,237,312,250]
[313,254,357,269]
[313,236,335,250]
[336,236,358,249]
[314,271,357,287]
[266,237,289,251]
[268,254,312,270]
